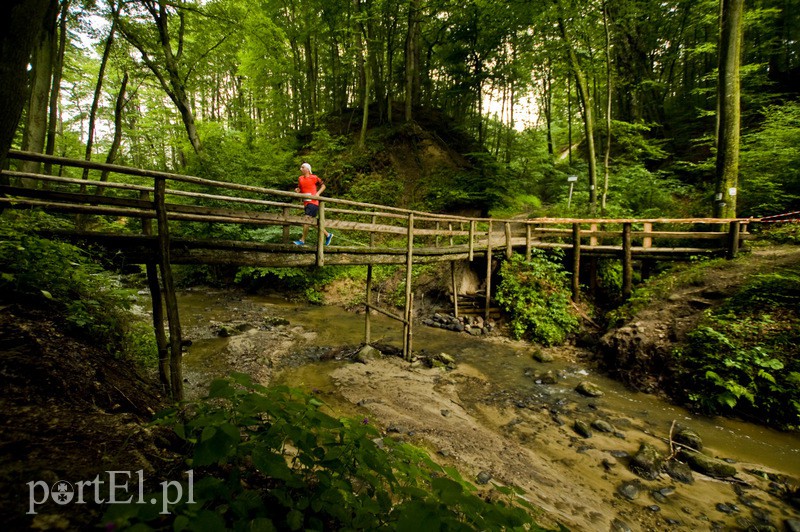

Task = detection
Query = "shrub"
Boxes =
[495,252,579,345]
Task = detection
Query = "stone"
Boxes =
[575,381,604,397]
[617,481,641,501]
[532,349,554,363]
[610,518,632,532]
[355,344,382,364]
[573,419,593,438]
[674,425,703,451]
[476,471,492,485]
[679,450,737,478]
[591,419,614,433]
[539,371,558,385]
[664,459,695,484]
[630,442,663,480]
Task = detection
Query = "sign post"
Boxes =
[567,175,578,209]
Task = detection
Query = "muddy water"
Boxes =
[176,289,800,477]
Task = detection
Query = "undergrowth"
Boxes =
[673,271,800,430]
[495,251,579,345]
[0,212,157,366]
[104,373,553,531]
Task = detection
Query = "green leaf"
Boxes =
[41,289,53,299]
[252,447,294,480]
[208,379,236,399]
[286,509,304,530]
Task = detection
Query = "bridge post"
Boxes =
[622,222,633,299]
[282,207,290,243]
[365,264,373,345]
[525,223,532,261]
[140,190,169,393]
[154,177,183,401]
[403,213,414,360]
[727,220,740,259]
[505,222,512,259]
[469,220,475,261]
[316,202,326,267]
[572,223,581,302]
[485,220,493,322]
[451,261,459,319]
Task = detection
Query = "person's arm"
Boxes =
[316,183,326,196]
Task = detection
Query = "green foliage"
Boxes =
[759,224,800,245]
[607,257,727,326]
[235,266,343,304]
[604,166,687,218]
[104,373,548,531]
[0,214,136,354]
[674,273,800,429]
[495,252,579,345]
[739,102,800,217]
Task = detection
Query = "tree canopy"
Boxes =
[7,0,800,217]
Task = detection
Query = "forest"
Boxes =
[2,0,800,530]
[3,0,799,220]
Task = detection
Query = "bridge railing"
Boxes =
[2,151,753,265]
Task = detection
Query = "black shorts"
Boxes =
[304,203,319,217]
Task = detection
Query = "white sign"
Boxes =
[728,187,737,197]
[567,175,578,182]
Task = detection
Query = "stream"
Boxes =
[173,288,800,478]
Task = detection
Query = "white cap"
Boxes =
[300,163,312,173]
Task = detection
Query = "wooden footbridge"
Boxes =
[1,150,753,399]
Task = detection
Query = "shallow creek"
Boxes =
[175,289,800,478]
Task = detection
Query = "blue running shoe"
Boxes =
[293,240,305,246]
[325,233,333,246]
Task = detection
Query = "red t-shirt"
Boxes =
[298,174,323,205]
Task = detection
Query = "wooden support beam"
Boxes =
[282,207,291,243]
[451,261,459,319]
[525,223,532,261]
[505,222,512,259]
[140,190,169,393]
[403,213,414,360]
[316,202,326,267]
[155,177,183,401]
[643,222,653,248]
[485,221,493,322]
[365,264,372,345]
[365,303,408,324]
[468,220,475,261]
[572,223,581,302]
[622,222,633,299]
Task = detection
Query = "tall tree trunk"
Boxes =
[559,15,598,212]
[543,63,553,157]
[714,0,744,218]
[0,0,51,181]
[20,0,59,182]
[602,0,612,213]
[404,0,421,121]
[567,75,572,165]
[82,2,119,184]
[97,71,128,190]
[44,0,69,178]
[120,0,202,156]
